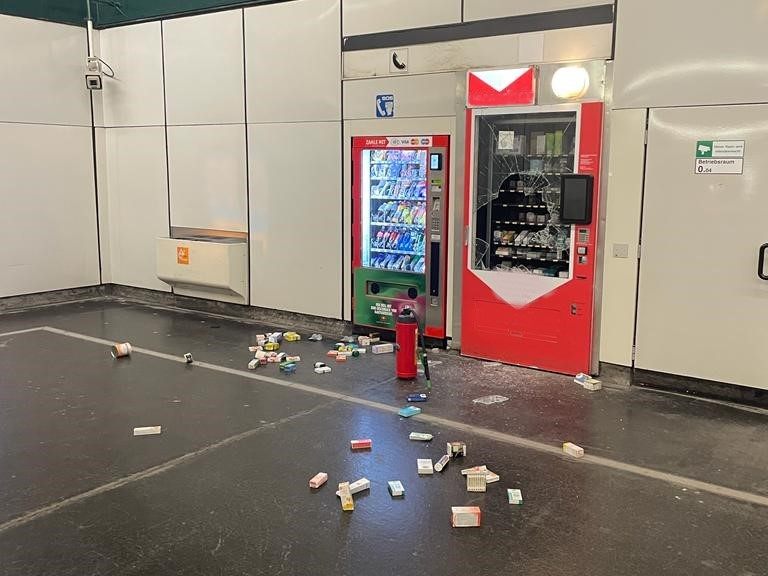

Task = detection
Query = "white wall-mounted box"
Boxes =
[156,237,248,304]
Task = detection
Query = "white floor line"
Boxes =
[39,326,768,508]
[0,404,331,536]
[0,326,47,338]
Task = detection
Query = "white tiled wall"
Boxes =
[162,10,245,125]
[0,16,99,298]
[248,121,342,318]
[0,124,99,297]
[245,0,340,123]
[168,124,248,232]
[0,16,91,126]
[343,0,461,36]
[103,127,170,291]
[100,22,165,127]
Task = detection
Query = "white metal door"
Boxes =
[636,105,768,390]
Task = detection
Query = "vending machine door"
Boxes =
[352,136,449,339]
[461,103,603,374]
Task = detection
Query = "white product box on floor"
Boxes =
[466,472,487,492]
[372,343,394,354]
[507,489,523,505]
[417,459,434,475]
[485,469,500,483]
[336,477,370,497]
[409,432,433,441]
[460,465,487,475]
[434,454,450,472]
[309,472,328,489]
[133,426,162,436]
[563,442,585,458]
[451,506,481,527]
[388,481,404,497]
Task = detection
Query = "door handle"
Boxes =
[758,243,768,280]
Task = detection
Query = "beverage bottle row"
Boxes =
[371,163,425,179]
[374,201,426,226]
[371,150,425,163]
[372,227,425,253]
[371,180,426,199]
[371,254,426,273]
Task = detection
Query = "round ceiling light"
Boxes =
[551,66,590,100]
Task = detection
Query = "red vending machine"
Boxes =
[461,66,604,375]
[352,136,450,342]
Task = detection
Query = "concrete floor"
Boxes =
[0,299,766,576]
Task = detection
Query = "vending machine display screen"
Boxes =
[560,175,593,224]
[430,153,443,171]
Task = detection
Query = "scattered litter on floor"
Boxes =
[409,432,433,441]
[308,333,323,341]
[309,472,328,489]
[574,373,602,391]
[133,426,161,436]
[111,342,132,358]
[372,343,394,354]
[398,406,422,418]
[434,454,450,472]
[447,441,467,458]
[388,480,404,498]
[350,438,372,450]
[183,353,193,364]
[451,506,481,528]
[417,458,434,475]
[407,393,428,403]
[338,482,354,511]
[482,361,503,368]
[472,395,509,405]
[563,442,585,458]
[485,470,500,483]
[248,359,259,370]
[340,335,356,343]
[284,332,301,342]
[336,477,370,497]
[507,489,523,505]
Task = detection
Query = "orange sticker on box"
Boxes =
[177,246,189,265]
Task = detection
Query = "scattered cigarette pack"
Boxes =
[398,406,422,418]
[372,343,394,354]
[461,465,487,476]
[133,426,162,436]
[563,442,585,458]
[388,480,404,498]
[409,432,433,441]
[507,489,523,505]
[309,472,328,489]
[451,506,481,528]
[350,438,372,450]
[447,442,467,458]
[466,472,487,492]
[336,477,370,497]
[417,459,434,475]
[485,469,500,484]
[338,483,354,511]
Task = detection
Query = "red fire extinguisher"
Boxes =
[395,308,418,380]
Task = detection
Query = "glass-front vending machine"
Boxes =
[352,135,450,342]
[461,65,605,375]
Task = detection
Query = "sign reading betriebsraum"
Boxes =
[695,140,745,174]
